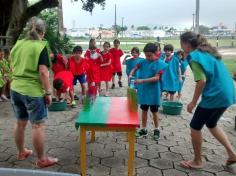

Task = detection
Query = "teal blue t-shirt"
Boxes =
[188,50,236,108]
[137,59,167,105]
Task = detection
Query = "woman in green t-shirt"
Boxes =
[10,17,58,168]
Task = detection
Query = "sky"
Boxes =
[62,0,236,30]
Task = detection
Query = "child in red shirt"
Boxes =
[85,45,102,97]
[68,46,87,99]
[51,53,67,76]
[53,71,76,107]
[109,39,124,88]
[100,42,113,96]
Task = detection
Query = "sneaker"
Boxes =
[36,157,58,168]
[135,129,148,138]
[118,81,123,87]
[74,95,79,100]
[111,83,115,89]
[153,129,160,141]
[71,100,77,108]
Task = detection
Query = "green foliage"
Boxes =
[137,26,150,30]
[113,25,128,35]
[38,9,74,54]
[199,25,210,34]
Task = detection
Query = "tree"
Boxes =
[137,26,150,30]
[39,9,74,54]
[199,25,210,34]
[153,26,157,30]
[112,25,127,36]
[0,0,106,45]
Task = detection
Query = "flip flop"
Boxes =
[36,157,58,168]
[17,148,33,160]
[226,160,236,166]
[180,160,204,169]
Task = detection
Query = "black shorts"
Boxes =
[113,72,122,76]
[190,106,227,130]
[140,105,159,113]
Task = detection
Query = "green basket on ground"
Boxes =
[162,101,183,115]
[48,99,67,111]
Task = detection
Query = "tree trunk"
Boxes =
[5,0,59,46]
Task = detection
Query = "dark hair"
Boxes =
[164,44,174,52]
[113,39,120,44]
[131,47,140,54]
[176,49,184,59]
[89,38,96,50]
[143,43,157,53]
[154,42,161,51]
[90,45,97,50]
[53,79,63,90]
[73,45,83,53]
[180,31,222,59]
[103,41,110,47]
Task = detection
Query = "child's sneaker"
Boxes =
[118,81,123,87]
[135,129,148,138]
[71,100,77,108]
[111,83,115,89]
[74,95,79,100]
[153,129,160,141]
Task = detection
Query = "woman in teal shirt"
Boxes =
[180,31,236,169]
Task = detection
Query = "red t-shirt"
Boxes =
[52,54,66,75]
[54,71,74,93]
[68,56,88,76]
[109,48,124,72]
[85,50,102,83]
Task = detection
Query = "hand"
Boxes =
[187,101,196,113]
[135,79,143,84]
[62,56,68,65]
[44,95,52,106]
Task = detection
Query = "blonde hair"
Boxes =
[27,17,46,40]
[180,31,222,59]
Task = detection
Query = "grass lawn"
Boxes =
[223,58,236,75]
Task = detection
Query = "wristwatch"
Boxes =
[45,92,51,96]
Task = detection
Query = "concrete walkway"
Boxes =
[0,51,236,176]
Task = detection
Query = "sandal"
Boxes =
[36,157,58,168]
[180,160,204,169]
[226,160,236,166]
[17,148,33,160]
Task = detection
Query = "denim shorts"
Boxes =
[73,74,86,85]
[10,90,48,124]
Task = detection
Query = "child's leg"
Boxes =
[208,126,236,163]
[152,111,159,128]
[105,82,109,96]
[169,91,175,101]
[81,83,86,96]
[141,110,148,128]
[118,72,122,87]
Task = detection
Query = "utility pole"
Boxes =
[195,0,200,33]
[114,4,117,37]
[192,13,195,32]
[58,0,64,35]
[122,17,124,38]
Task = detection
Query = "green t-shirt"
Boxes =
[190,61,206,81]
[10,39,50,97]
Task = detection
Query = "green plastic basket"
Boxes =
[162,101,183,115]
[48,100,67,111]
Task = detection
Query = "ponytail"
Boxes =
[26,17,46,40]
[180,31,222,59]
